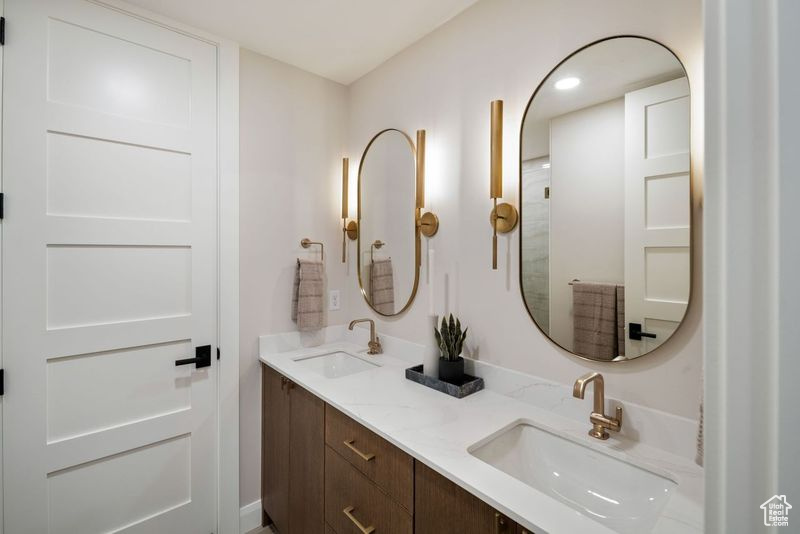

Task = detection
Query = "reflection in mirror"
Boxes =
[520,37,691,362]
[358,129,419,316]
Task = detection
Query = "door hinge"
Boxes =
[216,347,220,360]
[0,192,4,219]
[1,369,4,396]
[1,18,6,46]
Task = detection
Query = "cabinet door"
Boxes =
[262,365,291,533]
[415,462,517,534]
[288,382,326,533]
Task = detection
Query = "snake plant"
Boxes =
[434,314,468,361]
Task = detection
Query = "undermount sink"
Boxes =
[293,351,380,379]
[469,422,676,534]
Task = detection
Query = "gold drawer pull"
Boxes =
[495,512,509,533]
[343,439,375,461]
[343,506,375,534]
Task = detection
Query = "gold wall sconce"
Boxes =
[341,157,358,262]
[489,100,518,269]
[415,129,439,240]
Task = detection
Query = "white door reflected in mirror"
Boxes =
[519,37,692,362]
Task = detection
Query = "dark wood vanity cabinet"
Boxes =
[261,365,325,534]
[415,461,522,534]
[262,363,530,534]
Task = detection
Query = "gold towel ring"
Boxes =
[300,238,324,261]
[370,240,385,263]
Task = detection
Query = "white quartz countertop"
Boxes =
[259,339,703,534]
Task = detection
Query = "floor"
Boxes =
[246,526,276,534]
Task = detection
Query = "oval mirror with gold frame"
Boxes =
[519,36,693,362]
[357,128,421,316]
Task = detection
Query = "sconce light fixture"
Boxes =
[489,100,518,269]
[341,157,358,262]
[415,129,439,239]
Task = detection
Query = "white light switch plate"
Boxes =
[328,290,341,311]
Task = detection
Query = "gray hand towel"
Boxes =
[369,258,395,315]
[616,285,626,357]
[292,259,325,332]
[572,281,620,361]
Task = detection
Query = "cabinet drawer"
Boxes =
[415,461,518,534]
[325,405,414,512]
[325,446,413,534]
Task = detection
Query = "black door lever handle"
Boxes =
[629,323,657,341]
[175,345,212,368]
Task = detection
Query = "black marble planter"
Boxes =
[405,364,484,399]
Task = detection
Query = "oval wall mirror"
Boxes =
[357,128,420,316]
[519,36,692,362]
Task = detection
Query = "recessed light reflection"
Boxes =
[542,163,551,169]
[555,77,581,90]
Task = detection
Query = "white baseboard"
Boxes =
[239,500,262,533]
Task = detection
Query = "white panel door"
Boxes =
[624,77,691,358]
[2,1,218,533]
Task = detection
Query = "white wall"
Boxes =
[346,0,704,419]
[239,49,349,506]
[704,0,800,532]
[521,118,549,160]
[549,98,625,350]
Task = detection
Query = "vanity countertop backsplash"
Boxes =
[259,325,703,534]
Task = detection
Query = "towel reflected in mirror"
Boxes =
[572,281,625,361]
[369,258,395,315]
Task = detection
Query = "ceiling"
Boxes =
[123,0,481,85]
[526,38,685,123]
[522,38,686,159]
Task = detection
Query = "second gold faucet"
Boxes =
[348,318,383,355]
[573,372,623,440]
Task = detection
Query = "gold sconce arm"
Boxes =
[342,223,346,263]
[342,219,358,262]
[341,157,357,262]
[418,210,439,237]
[416,130,426,210]
[489,100,518,270]
[415,129,440,240]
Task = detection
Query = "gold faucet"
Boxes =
[348,319,382,355]
[573,372,623,440]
